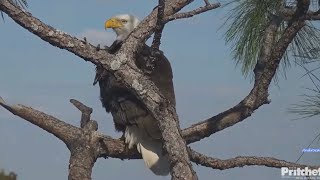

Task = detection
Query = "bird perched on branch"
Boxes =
[93,14,176,176]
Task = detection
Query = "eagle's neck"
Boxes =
[114,29,131,41]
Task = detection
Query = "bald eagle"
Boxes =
[94,14,175,176]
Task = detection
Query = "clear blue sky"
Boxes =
[0,1,319,180]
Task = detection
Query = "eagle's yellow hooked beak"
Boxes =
[105,18,123,29]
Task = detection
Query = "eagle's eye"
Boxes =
[121,19,128,24]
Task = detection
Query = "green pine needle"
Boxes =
[223,0,320,79]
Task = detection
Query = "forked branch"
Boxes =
[182,1,310,144]
[0,96,78,143]
[1,96,319,179]
[70,99,93,128]
[1,0,316,179]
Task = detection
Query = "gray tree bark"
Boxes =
[0,0,319,180]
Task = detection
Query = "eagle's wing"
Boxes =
[97,44,175,138]
[96,44,175,175]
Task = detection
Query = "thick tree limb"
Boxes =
[116,2,214,179]
[2,96,319,177]
[0,96,79,144]
[182,2,309,144]
[99,133,320,171]
[67,100,100,180]
[151,0,165,50]
[148,0,166,76]
[0,1,115,66]
[150,2,198,178]
[0,96,118,180]
[99,137,320,171]
[68,148,96,180]
[1,0,313,179]
[188,148,320,170]
[0,1,219,178]
[0,0,312,168]
[0,1,310,176]
[2,94,313,171]
[100,137,320,171]
[0,97,104,180]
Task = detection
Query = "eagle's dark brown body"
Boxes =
[95,44,176,139]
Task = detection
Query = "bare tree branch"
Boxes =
[0,96,110,180]
[0,1,115,66]
[149,2,199,177]
[0,0,312,170]
[3,0,313,179]
[151,0,165,50]
[204,0,210,6]
[70,99,93,128]
[148,0,166,76]
[97,131,320,171]
[0,1,311,176]
[188,148,320,170]
[0,96,79,144]
[0,1,211,178]
[98,134,320,171]
[2,95,319,178]
[164,3,221,23]
[182,2,310,144]
[98,136,141,160]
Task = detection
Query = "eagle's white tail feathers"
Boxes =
[137,140,170,176]
[125,126,170,176]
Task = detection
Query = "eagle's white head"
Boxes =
[105,14,140,41]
